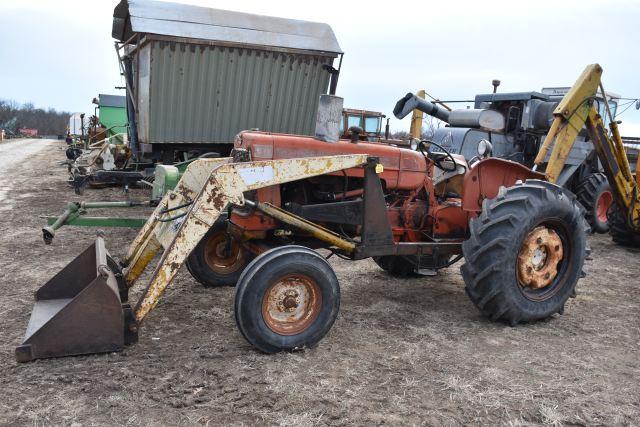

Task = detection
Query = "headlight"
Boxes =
[477,139,493,157]
[410,138,419,151]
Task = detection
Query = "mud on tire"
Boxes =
[461,180,588,325]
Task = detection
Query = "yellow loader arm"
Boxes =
[534,63,640,232]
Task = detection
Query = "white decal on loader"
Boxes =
[238,165,275,186]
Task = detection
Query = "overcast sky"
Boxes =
[1,0,639,134]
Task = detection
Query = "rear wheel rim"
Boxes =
[203,232,244,275]
[517,225,566,300]
[261,274,322,335]
[596,190,613,224]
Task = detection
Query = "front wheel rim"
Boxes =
[261,274,322,335]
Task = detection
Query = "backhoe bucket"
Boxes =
[15,236,136,362]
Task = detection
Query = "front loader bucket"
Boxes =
[15,236,136,362]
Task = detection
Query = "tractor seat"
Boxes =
[432,154,468,196]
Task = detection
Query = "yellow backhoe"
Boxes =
[534,63,640,246]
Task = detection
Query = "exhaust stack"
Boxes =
[315,94,344,143]
[393,93,450,122]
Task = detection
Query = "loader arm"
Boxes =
[534,63,640,231]
[124,154,369,323]
[16,154,369,361]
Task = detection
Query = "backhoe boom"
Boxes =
[534,64,640,234]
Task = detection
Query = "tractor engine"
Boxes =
[231,130,442,244]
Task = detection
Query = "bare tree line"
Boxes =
[391,116,444,141]
[0,99,70,136]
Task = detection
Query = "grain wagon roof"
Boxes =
[112,0,342,55]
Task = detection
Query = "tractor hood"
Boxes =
[235,131,428,191]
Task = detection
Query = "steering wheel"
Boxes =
[418,140,458,172]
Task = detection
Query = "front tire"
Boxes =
[234,246,340,353]
[461,180,587,325]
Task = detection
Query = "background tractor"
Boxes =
[338,108,410,146]
[396,85,621,233]
[340,108,388,141]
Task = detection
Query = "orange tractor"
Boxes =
[17,104,589,361]
[17,127,588,360]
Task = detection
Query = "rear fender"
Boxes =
[462,158,545,212]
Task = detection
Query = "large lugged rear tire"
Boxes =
[185,222,253,287]
[461,180,587,325]
[234,246,340,353]
[575,173,612,234]
[608,202,640,247]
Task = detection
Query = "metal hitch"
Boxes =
[15,235,137,362]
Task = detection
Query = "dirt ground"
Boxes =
[0,140,638,425]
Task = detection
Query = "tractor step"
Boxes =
[415,268,437,276]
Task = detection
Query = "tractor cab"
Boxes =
[541,87,620,128]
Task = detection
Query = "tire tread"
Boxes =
[461,180,587,324]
